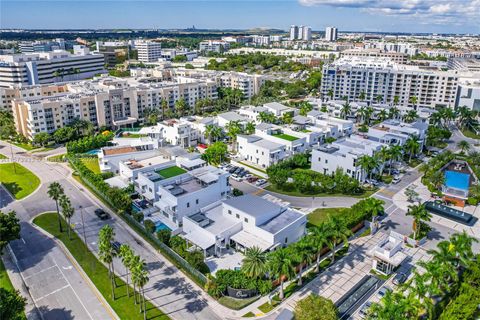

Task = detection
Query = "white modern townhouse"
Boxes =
[182,194,307,257]
[98,144,160,174]
[155,118,202,148]
[311,135,386,182]
[255,123,308,154]
[366,119,428,149]
[136,164,231,229]
[216,111,250,128]
[236,134,289,169]
[306,110,354,137]
[262,102,298,117]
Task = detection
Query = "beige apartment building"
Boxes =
[13,76,218,140]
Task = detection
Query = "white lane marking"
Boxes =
[21,238,26,244]
[53,257,94,320]
[23,265,57,280]
[374,193,392,201]
[33,284,71,303]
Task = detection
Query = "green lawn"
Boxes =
[0,163,40,199]
[80,157,101,174]
[271,133,299,141]
[462,128,480,140]
[156,166,186,179]
[242,311,255,317]
[300,129,312,133]
[218,296,259,310]
[33,212,168,320]
[47,153,67,162]
[307,207,351,227]
[265,184,377,199]
[0,259,14,291]
[258,300,279,313]
[0,154,7,159]
[9,141,37,151]
[238,161,267,174]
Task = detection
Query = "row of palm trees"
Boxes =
[429,106,479,132]
[355,140,420,181]
[339,101,418,125]
[369,231,478,319]
[98,225,150,319]
[47,182,75,239]
[241,213,361,300]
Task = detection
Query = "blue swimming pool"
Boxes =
[85,149,100,155]
[444,171,470,191]
[155,222,171,232]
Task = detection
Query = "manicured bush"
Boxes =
[66,131,114,154]
[157,229,171,246]
[133,212,144,222]
[144,219,156,233]
[211,269,272,298]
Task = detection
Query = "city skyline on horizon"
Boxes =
[1,0,479,35]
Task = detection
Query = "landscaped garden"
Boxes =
[156,166,187,179]
[33,212,168,320]
[271,133,299,141]
[80,157,101,174]
[0,163,40,199]
[0,154,7,159]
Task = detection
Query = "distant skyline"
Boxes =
[1,0,479,34]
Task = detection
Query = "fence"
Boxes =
[69,156,208,287]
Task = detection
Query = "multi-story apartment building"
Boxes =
[199,40,230,53]
[456,78,480,111]
[341,49,408,64]
[325,27,338,42]
[0,46,105,88]
[19,39,71,53]
[289,25,299,41]
[135,41,162,63]
[0,83,69,112]
[12,76,218,139]
[321,57,459,109]
[155,119,201,148]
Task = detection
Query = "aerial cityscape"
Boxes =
[1,1,480,320]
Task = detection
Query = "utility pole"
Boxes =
[79,205,87,253]
[9,143,17,174]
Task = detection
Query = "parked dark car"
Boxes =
[393,272,408,285]
[112,241,121,253]
[229,167,237,173]
[95,208,110,220]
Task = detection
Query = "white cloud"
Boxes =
[298,0,480,24]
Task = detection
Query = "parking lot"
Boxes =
[219,163,267,187]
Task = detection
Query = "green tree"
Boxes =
[0,210,21,254]
[404,110,418,123]
[202,141,228,165]
[131,256,149,319]
[368,290,421,319]
[98,225,117,299]
[326,215,352,262]
[225,120,242,152]
[268,248,295,299]
[59,194,75,240]
[257,111,276,124]
[294,294,337,320]
[174,98,188,116]
[406,203,431,240]
[357,155,378,181]
[340,101,351,119]
[310,224,331,272]
[457,140,470,154]
[241,246,267,279]
[205,124,223,144]
[404,136,420,162]
[119,244,134,298]
[409,96,418,108]
[47,182,64,233]
[245,122,256,135]
[293,239,315,286]
[450,231,478,268]
[388,106,400,119]
[32,132,51,147]
[0,288,26,320]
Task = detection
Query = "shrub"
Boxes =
[66,131,114,154]
[211,269,271,298]
[467,197,479,206]
[133,212,144,222]
[143,219,156,233]
[157,229,172,246]
[232,188,244,197]
[294,295,337,320]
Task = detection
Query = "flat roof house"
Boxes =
[182,194,307,258]
[237,134,288,168]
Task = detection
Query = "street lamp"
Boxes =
[79,205,87,252]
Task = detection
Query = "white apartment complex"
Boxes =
[199,40,230,53]
[321,57,459,109]
[325,27,338,42]
[0,46,105,88]
[340,49,408,64]
[136,41,163,63]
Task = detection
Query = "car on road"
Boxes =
[377,286,392,298]
[393,272,408,285]
[95,208,110,220]
[392,176,401,184]
[112,241,121,253]
[228,167,237,173]
[247,176,258,183]
[231,175,243,182]
[358,301,372,318]
[256,179,267,186]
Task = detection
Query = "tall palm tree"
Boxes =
[358,91,366,101]
[388,145,403,175]
[409,96,418,109]
[161,99,168,120]
[375,94,383,104]
[369,290,421,319]
[377,146,390,177]
[132,257,149,319]
[205,124,222,144]
[327,89,334,101]
[174,98,187,117]
[357,155,378,181]
[245,122,256,135]
[241,246,267,279]
[47,182,64,233]
[293,239,314,286]
[457,140,470,154]
[257,111,276,124]
[129,254,141,305]
[430,171,445,189]
[389,106,400,119]
[98,225,117,299]
[225,120,242,152]
[119,244,134,298]
[299,102,312,116]
[340,101,351,120]
[404,110,418,123]
[393,95,400,106]
[364,197,384,227]
[449,231,478,268]
[377,109,388,122]
[267,248,295,299]
[281,112,293,125]
[326,215,352,262]
[404,136,420,162]
[309,224,331,272]
[60,198,75,240]
[406,204,431,240]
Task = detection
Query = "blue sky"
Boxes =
[1,0,479,34]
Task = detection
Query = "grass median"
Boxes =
[33,212,169,320]
[0,259,14,291]
[0,163,40,199]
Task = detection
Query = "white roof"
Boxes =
[184,232,215,250]
[104,176,129,189]
[230,230,272,251]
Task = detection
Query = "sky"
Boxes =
[1,0,479,34]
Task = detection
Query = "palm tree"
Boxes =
[299,102,312,116]
[327,89,334,101]
[98,225,117,299]
[132,257,149,319]
[340,101,351,119]
[403,110,418,123]
[377,146,390,177]
[293,239,314,286]
[375,94,383,104]
[418,257,457,295]
[369,290,421,319]
[387,145,403,175]
[241,246,267,279]
[309,224,331,272]
[393,95,400,106]
[60,197,75,240]
[430,171,445,189]
[245,122,256,135]
[409,96,418,109]
[129,254,141,304]
[326,215,352,262]
[225,120,242,152]
[388,106,400,119]
[406,204,431,240]
[47,182,64,233]
[358,91,366,101]
[281,112,293,125]
[449,231,478,268]
[257,111,276,124]
[457,140,470,154]
[377,109,388,122]
[404,136,420,162]
[357,155,378,181]
[119,244,134,298]
[205,124,222,144]
[174,98,187,117]
[267,248,295,299]
[364,197,384,228]
[161,99,168,119]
